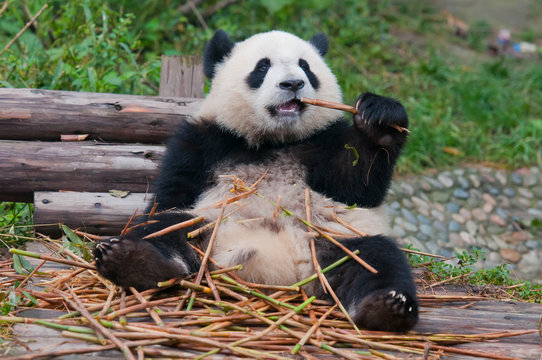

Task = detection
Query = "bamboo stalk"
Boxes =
[60,288,137,360]
[142,215,205,239]
[129,287,164,326]
[299,97,410,133]
[9,248,96,270]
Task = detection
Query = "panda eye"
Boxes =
[256,58,271,72]
[299,59,310,71]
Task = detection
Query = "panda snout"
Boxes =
[279,79,305,92]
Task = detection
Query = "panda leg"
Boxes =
[94,212,201,290]
[315,235,418,332]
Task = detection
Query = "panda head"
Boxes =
[198,30,343,147]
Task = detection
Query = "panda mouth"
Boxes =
[269,99,305,117]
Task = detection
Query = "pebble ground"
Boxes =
[387,166,542,283]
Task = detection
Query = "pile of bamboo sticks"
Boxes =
[0,178,537,359]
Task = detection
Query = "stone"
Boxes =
[391,225,406,238]
[469,188,482,200]
[430,209,445,222]
[482,193,497,206]
[459,231,476,245]
[477,225,486,236]
[488,186,500,196]
[482,202,494,214]
[523,173,538,187]
[401,183,415,196]
[420,224,434,237]
[499,249,522,263]
[502,188,516,197]
[518,198,532,207]
[459,208,472,220]
[431,191,450,203]
[466,220,477,235]
[402,198,413,209]
[510,172,523,185]
[488,251,502,263]
[390,201,400,210]
[401,221,418,232]
[527,208,542,218]
[448,220,460,232]
[495,207,508,220]
[453,168,465,176]
[417,214,431,225]
[457,176,470,189]
[452,213,466,224]
[449,233,464,247]
[446,202,460,213]
[412,196,429,210]
[525,240,539,250]
[432,202,445,212]
[472,208,488,221]
[423,176,444,190]
[469,174,481,188]
[401,208,418,224]
[453,188,469,199]
[496,195,511,208]
[438,174,454,188]
[495,171,507,186]
[433,220,447,233]
[517,187,534,199]
[489,214,506,227]
[420,181,432,192]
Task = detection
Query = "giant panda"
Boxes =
[95,30,418,332]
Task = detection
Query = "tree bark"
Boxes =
[0,88,202,143]
[34,192,151,236]
[0,140,164,202]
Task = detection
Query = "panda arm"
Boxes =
[152,120,241,211]
[301,93,408,208]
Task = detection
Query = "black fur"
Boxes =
[94,212,201,290]
[298,59,320,90]
[246,58,271,89]
[315,235,418,332]
[309,33,328,56]
[203,30,235,78]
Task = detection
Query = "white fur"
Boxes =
[197,31,343,146]
[193,154,389,288]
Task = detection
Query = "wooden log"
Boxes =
[34,192,152,236]
[159,55,204,98]
[0,88,202,143]
[0,140,164,202]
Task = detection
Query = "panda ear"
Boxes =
[309,33,328,57]
[203,30,235,78]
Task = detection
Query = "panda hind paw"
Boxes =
[352,288,418,332]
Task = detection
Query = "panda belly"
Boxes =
[192,153,391,286]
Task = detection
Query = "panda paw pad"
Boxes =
[352,287,418,332]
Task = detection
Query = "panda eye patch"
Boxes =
[256,58,271,72]
[246,58,271,89]
[298,58,320,90]
[298,59,310,71]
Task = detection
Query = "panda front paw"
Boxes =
[354,92,408,147]
[95,236,191,290]
[351,287,418,332]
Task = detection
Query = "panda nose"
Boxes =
[279,79,305,92]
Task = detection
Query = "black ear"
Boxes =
[309,33,328,57]
[203,30,235,78]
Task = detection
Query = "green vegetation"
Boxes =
[0,1,540,297]
[407,246,542,303]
